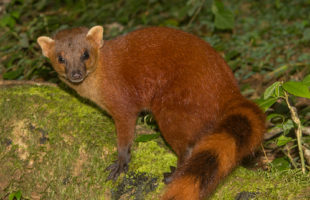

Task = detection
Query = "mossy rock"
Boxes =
[0,84,176,200]
[0,84,309,200]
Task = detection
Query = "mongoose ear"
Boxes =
[37,36,55,57]
[86,26,104,48]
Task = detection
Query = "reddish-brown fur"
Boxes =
[37,26,266,199]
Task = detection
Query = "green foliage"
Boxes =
[261,76,310,112]
[1,0,309,82]
[303,74,310,86]
[0,0,234,81]
[263,82,283,100]
[211,0,234,30]
[283,81,310,99]
[276,135,293,147]
[271,158,291,171]
[260,78,310,172]
[0,0,214,81]
[8,191,22,200]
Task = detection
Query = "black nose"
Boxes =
[71,70,82,80]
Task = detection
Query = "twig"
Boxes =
[261,143,269,162]
[285,145,297,169]
[260,143,271,170]
[187,0,206,27]
[0,80,57,87]
[283,91,306,173]
[266,62,307,80]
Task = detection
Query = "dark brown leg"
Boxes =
[106,114,137,180]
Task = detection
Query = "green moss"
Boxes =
[0,85,116,199]
[128,141,177,198]
[211,167,310,200]
[130,141,177,176]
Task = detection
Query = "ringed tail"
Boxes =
[162,98,266,200]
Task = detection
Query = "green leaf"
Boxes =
[11,11,21,19]
[264,81,281,99]
[0,15,16,28]
[275,0,282,9]
[8,193,13,200]
[9,194,13,200]
[275,84,284,97]
[162,19,179,27]
[135,133,160,143]
[266,113,285,122]
[276,135,293,146]
[271,157,291,171]
[211,0,234,30]
[302,74,310,87]
[8,191,22,200]
[225,50,240,61]
[282,119,294,134]
[3,67,24,80]
[256,97,277,112]
[283,81,310,99]
[15,191,22,200]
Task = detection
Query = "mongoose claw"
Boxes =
[106,160,128,181]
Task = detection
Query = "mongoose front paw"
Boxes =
[106,160,128,181]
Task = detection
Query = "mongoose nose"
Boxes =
[71,70,82,80]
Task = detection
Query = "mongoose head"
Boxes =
[37,26,104,83]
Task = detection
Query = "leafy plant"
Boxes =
[259,74,310,173]
[8,191,22,200]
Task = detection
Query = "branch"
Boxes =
[283,91,306,173]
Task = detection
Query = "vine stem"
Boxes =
[284,145,297,169]
[283,91,306,173]
[261,144,269,162]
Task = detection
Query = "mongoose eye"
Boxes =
[81,50,89,60]
[58,55,65,64]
